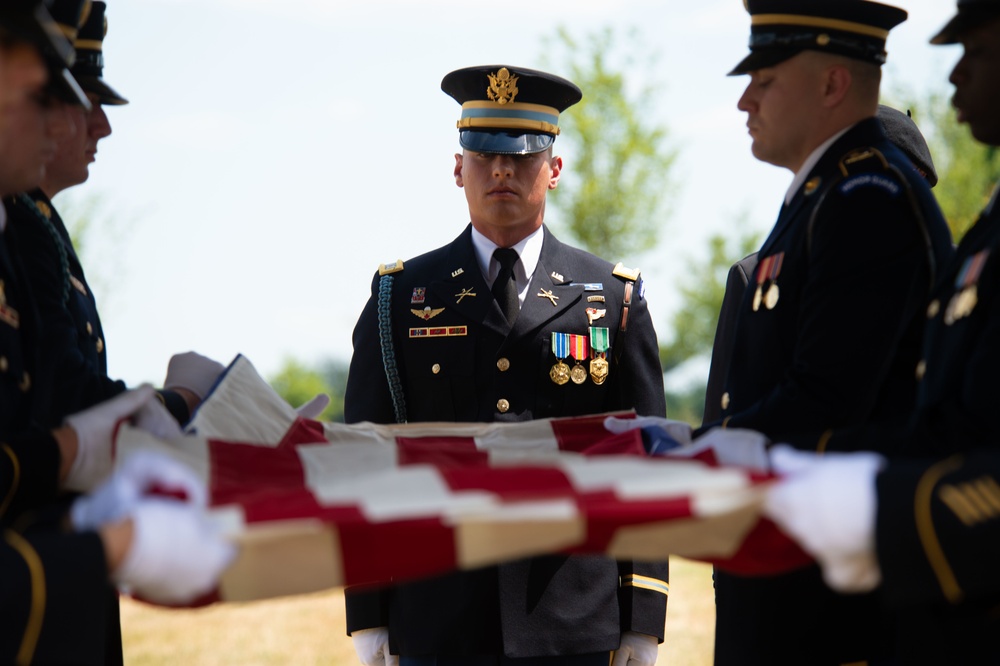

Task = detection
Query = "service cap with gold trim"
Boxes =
[44,0,91,106]
[729,0,907,76]
[441,65,582,155]
[72,1,127,105]
[931,0,1000,45]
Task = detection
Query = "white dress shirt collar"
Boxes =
[785,124,853,205]
[471,224,545,306]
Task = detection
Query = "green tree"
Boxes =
[542,26,678,260]
[660,221,762,374]
[657,222,762,426]
[268,357,348,422]
[887,87,1000,240]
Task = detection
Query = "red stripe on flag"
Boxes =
[551,413,638,453]
[440,465,575,498]
[573,491,694,553]
[278,418,328,449]
[338,517,458,585]
[396,436,486,468]
[208,440,307,506]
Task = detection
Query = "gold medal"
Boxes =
[550,361,570,385]
[764,282,780,310]
[752,284,763,312]
[944,294,959,326]
[955,285,979,320]
[590,357,609,385]
[570,363,588,384]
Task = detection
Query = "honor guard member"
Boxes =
[702,105,942,424]
[344,66,669,666]
[707,2,955,664]
[0,5,233,664]
[5,0,222,428]
[0,0,86,436]
[766,2,1000,663]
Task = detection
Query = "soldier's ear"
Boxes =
[548,155,563,190]
[454,153,464,188]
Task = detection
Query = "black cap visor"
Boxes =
[931,9,1000,44]
[459,130,555,155]
[46,66,91,109]
[728,47,803,75]
[75,74,128,106]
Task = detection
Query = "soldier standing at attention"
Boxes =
[343,65,669,666]
[706,1,954,664]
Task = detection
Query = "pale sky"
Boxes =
[65,0,961,389]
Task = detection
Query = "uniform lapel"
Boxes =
[505,229,584,344]
[758,120,881,259]
[427,226,507,337]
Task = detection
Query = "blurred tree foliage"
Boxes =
[268,357,348,423]
[660,222,762,375]
[542,26,678,260]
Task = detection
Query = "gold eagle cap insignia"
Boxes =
[412,307,446,321]
[487,68,519,105]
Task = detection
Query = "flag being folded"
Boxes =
[115,355,810,607]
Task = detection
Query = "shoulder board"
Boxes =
[612,262,641,281]
[378,260,405,276]
[837,147,889,177]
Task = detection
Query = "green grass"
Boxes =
[122,558,714,665]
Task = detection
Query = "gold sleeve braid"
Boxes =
[4,530,46,665]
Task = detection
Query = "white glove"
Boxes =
[133,396,184,440]
[71,450,206,531]
[603,415,693,446]
[764,445,886,592]
[351,627,398,666]
[295,393,331,419]
[63,385,158,491]
[611,631,659,666]
[686,427,771,470]
[112,498,236,605]
[163,351,227,400]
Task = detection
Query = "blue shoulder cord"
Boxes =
[377,274,407,423]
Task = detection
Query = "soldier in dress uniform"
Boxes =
[344,66,669,666]
[3,0,224,428]
[703,105,942,424]
[763,2,1000,663]
[704,1,955,664]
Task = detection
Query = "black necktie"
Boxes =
[491,248,520,324]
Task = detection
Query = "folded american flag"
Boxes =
[115,356,810,606]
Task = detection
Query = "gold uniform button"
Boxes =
[432,363,441,375]
[96,338,104,353]
[86,321,93,335]
[915,360,927,381]
[19,372,30,392]
[497,399,510,414]
[721,392,731,411]
[927,300,940,318]
[497,358,510,372]
[0,356,7,372]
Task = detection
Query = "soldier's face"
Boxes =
[950,19,1000,146]
[737,54,824,172]
[0,42,47,153]
[0,82,75,196]
[43,92,111,195]
[454,148,561,244]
